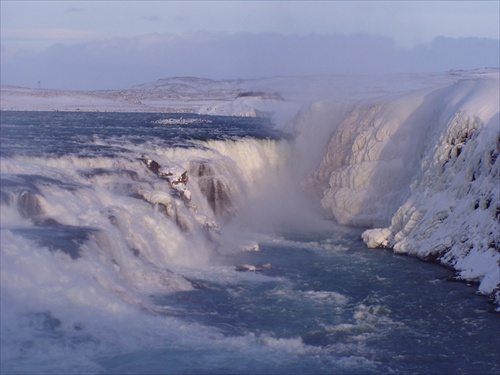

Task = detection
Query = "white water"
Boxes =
[0,123,313,372]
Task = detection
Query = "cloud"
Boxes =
[2,28,102,42]
[1,32,498,90]
[141,15,162,23]
[66,6,86,13]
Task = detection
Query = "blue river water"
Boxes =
[0,111,498,374]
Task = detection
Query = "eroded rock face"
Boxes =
[18,191,44,219]
[194,162,215,177]
[199,179,234,218]
[142,158,162,175]
[190,160,237,219]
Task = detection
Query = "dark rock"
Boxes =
[131,248,141,257]
[30,311,62,331]
[422,252,441,262]
[18,191,44,219]
[199,178,235,218]
[190,160,237,218]
[169,171,188,185]
[33,217,60,226]
[14,224,95,260]
[0,190,13,205]
[141,158,161,175]
[80,168,139,181]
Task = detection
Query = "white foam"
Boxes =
[302,290,349,305]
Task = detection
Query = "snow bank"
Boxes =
[299,72,499,305]
[196,96,302,128]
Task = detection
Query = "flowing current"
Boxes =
[1,111,498,375]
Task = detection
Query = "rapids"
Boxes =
[1,111,498,374]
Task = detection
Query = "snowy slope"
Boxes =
[292,71,499,305]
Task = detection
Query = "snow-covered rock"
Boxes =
[138,157,220,234]
[361,228,392,249]
[384,108,499,304]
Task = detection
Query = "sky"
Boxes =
[1,1,499,90]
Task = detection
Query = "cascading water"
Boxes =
[1,106,499,374]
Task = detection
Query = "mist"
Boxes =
[1,32,498,90]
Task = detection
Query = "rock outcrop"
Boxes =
[189,160,238,219]
[139,157,220,238]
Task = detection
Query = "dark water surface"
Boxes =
[0,111,282,157]
[119,229,498,375]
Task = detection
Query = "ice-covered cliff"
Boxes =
[295,72,499,306]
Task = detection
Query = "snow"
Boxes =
[361,228,392,249]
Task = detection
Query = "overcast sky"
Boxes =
[1,1,499,90]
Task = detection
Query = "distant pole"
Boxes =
[37,81,41,89]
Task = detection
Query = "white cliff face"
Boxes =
[386,109,499,301]
[300,73,499,305]
[311,88,442,227]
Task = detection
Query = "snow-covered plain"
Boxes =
[2,70,499,306]
[1,77,304,128]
